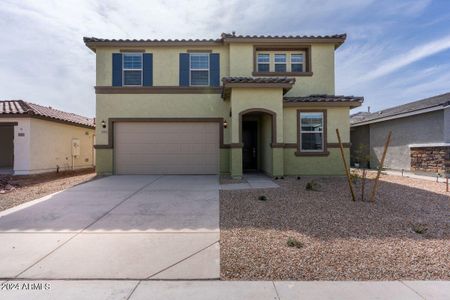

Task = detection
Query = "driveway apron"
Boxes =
[0,175,220,280]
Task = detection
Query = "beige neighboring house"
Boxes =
[0,100,95,175]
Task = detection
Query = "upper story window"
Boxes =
[254,50,309,75]
[123,53,143,86]
[291,53,304,72]
[299,112,324,152]
[190,53,209,86]
[274,54,287,72]
[257,53,270,72]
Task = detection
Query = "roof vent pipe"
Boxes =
[368,106,371,113]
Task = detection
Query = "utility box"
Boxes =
[72,138,80,156]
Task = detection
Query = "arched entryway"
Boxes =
[239,108,276,174]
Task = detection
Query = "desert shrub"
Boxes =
[287,237,304,249]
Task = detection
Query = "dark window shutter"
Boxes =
[112,53,122,86]
[143,53,153,86]
[179,53,190,86]
[209,53,220,87]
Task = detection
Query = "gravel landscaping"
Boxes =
[0,168,97,212]
[220,173,449,280]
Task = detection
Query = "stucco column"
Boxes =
[230,107,243,178]
[272,147,284,177]
[272,104,284,176]
[230,148,243,178]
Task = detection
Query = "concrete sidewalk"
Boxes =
[0,280,448,299]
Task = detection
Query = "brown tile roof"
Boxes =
[284,95,363,107]
[84,32,346,51]
[222,77,296,84]
[284,95,364,103]
[220,32,346,40]
[0,100,95,128]
[83,37,221,43]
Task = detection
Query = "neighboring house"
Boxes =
[84,32,363,177]
[0,100,95,175]
[350,92,450,174]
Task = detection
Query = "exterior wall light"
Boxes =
[101,120,106,129]
[223,120,228,128]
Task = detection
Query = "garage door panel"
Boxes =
[114,122,219,174]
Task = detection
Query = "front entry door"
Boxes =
[242,121,257,170]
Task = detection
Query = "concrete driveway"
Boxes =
[0,175,220,280]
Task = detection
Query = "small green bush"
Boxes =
[412,223,428,235]
[287,237,304,249]
[350,170,360,184]
[305,180,321,191]
[258,195,268,201]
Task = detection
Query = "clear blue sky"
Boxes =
[1,0,449,117]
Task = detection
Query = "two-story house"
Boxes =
[84,33,363,178]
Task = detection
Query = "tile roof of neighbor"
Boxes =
[222,77,296,84]
[284,95,364,104]
[351,92,450,125]
[0,100,95,128]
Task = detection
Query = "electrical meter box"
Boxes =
[72,138,81,156]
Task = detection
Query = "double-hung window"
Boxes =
[274,54,287,72]
[291,53,304,72]
[123,53,143,86]
[190,53,209,86]
[257,53,270,72]
[300,112,324,151]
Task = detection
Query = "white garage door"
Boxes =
[114,122,219,174]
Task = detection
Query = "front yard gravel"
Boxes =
[220,174,449,280]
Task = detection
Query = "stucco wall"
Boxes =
[96,93,230,174]
[260,114,273,174]
[28,118,95,174]
[96,43,335,96]
[283,106,350,175]
[96,46,230,86]
[228,43,335,96]
[0,125,14,167]
[283,106,350,143]
[369,110,444,171]
[230,88,284,143]
[96,93,230,145]
[444,107,450,143]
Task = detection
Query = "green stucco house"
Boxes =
[84,32,363,178]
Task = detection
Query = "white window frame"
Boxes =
[274,53,287,73]
[256,53,270,72]
[290,52,305,73]
[299,112,324,152]
[189,53,210,86]
[122,53,143,87]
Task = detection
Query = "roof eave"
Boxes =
[223,37,346,48]
[283,101,362,108]
[84,40,223,51]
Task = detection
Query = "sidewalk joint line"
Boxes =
[400,281,426,300]
[146,240,219,279]
[272,281,281,300]
[126,280,142,300]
